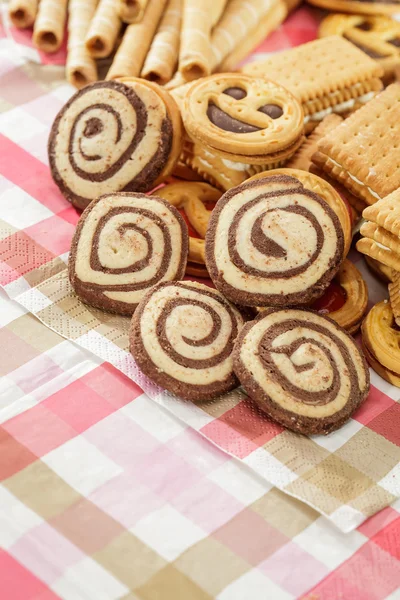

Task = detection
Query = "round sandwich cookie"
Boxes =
[130,281,245,401]
[48,79,182,210]
[69,193,188,315]
[181,73,304,160]
[233,308,370,435]
[205,175,344,307]
[307,0,400,15]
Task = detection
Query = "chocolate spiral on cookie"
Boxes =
[205,175,344,307]
[69,193,188,315]
[49,80,180,210]
[130,281,244,400]
[234,308,370,435]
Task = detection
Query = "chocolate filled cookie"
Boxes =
[69,193,188,315]
[205,175,344,307]
[233,308,370,435]
[130,281,244,401]
[48,80,182,210]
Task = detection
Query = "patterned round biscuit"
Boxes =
[182,73,304,157]
[246,168,352,258]
[319,14,400,79]
[307,0,400,16]
[69,193,188,315]
[361,300,400,385]
[205,175,344,307]
[49,80,182,210]
[130,281,244,400]
[233,308,370,435]
[312,260,368,334]
[155,182,220,276]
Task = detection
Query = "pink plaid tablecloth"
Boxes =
[1,5,400,600]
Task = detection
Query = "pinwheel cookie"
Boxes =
[205,175,344,307]
[362,300,400,387]
[130,281,244,400]
[312,84,400,207]
[242,37,383,130]
[357,189,400,270]
[246,168,352,258]
[69,193,188,315]
[312,260,368,334]
[181,73,304,168]
[49,79,182,210]
[233,308,370,435]
[319,14,400,80]
[307,0,400,16]
[155,182,221,277]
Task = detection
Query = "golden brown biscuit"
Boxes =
[389,270,400,327]
[312,84,400,207]
[312,260,368,334]
[287,114,343,172]
[242,37,383,129]
[155,182,221,277]
[364,255,396,283]
[362,300,400,387]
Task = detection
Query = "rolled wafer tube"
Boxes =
[218,1,288,71]
[211,0,228,25]
[67,0,98,89]
[179,0,213,81]
[107,0,167,80]
[141,0,182,85]
[210,0,282,70]
[33,0,68,53]
[8,0,38,28]
[85,0,122,59]
[118,0,149,24]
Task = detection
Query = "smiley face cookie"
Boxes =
[181,74,304,164]
[205,175,344,307]
[362,300,400,387]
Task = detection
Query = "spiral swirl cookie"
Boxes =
[69,193,188,315]
[130,281,244,400]
[49,80,182,210]
[233,308,370,435]
[361,300,400,387]
[246,168,352,258]
[182,73,304,162]
[155,182,220,277]
[205,175,344,307]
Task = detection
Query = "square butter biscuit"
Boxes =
[242,36,383,128]
[313,84,400,206]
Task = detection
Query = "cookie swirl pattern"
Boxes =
[206,175,344,307]
[69,193,188,315]
[130,281,244,400]
[49,80,173,210]
[234,308,370,434]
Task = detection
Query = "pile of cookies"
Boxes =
[8,0,296,90]
[47,24,400,435]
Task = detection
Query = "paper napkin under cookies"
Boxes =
[5,261,398,533]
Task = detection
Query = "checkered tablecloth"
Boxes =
[1,4,400,600]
